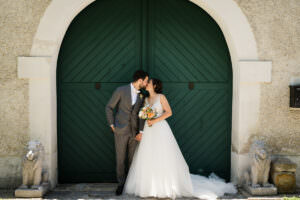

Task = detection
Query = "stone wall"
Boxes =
[0,0,51,188]
[0,0,299,189]
[234,0,300,187]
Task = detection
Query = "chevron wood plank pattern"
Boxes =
[57,0,232,182]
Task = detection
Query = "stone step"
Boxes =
[1,184,300,200]
[52,183,117,192]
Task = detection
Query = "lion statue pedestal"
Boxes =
[15,140,50,198]
[243,140,277,196]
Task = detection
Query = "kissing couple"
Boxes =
[105,70,237,200]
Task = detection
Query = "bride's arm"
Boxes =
[147,94,172,126]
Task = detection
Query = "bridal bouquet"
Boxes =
[138,105,158,127]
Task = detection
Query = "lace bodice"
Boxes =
[145,94,163,118]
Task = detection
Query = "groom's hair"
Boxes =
[133,70,149,82]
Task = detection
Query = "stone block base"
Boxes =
[243,184,277,195]
[14,182,50,198]
[271,171,296,193]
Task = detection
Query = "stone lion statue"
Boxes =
[19,140,49,189]
[244,140,273,188]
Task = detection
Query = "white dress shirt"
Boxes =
[130,82,140,105]
[131,83,143,134]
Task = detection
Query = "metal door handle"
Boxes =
[95,82,101,90]
[188,82,194,90]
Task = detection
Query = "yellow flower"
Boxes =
[147,112,155,118]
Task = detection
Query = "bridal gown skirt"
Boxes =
[123,119,237,199]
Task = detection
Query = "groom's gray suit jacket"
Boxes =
[105,84,145,136]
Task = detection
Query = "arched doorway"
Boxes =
[57,0,232,183]
[19,0,274,188]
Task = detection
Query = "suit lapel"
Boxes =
[127,83,132,108]
[132,91,142,113]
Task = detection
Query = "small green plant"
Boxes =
[283,197,300,200]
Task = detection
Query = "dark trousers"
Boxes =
[114,132,138,186]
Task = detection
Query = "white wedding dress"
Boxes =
[123,94,237,200]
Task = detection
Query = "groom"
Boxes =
[105,70,149,195]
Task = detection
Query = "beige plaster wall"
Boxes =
[0,0,51,188]
[0,0,300,189]
[234,0,300,186]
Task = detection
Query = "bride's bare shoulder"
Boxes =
[159,93,168,102]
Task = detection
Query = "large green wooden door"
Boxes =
[57,0,143,182]
[148,0,232,180]
[57,0,232,183]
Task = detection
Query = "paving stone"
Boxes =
[0,184,300,200]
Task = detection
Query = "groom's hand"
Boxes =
[135,133,142,141]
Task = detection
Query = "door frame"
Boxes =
[17,0,272,189]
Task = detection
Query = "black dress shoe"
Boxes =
[115,185,124,195]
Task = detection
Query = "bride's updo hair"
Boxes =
[151,78,163,93]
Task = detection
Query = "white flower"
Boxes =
[142,113,147,119]
[138,111,143,118]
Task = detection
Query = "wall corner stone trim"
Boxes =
[18,56,52,79]
[239,61,272,83]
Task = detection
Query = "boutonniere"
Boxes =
[139,93,143,99]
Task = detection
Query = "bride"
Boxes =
[123,78,237,200]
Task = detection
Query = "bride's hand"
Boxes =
[147,119,157,126]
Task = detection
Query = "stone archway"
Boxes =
[17,0,272,189]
